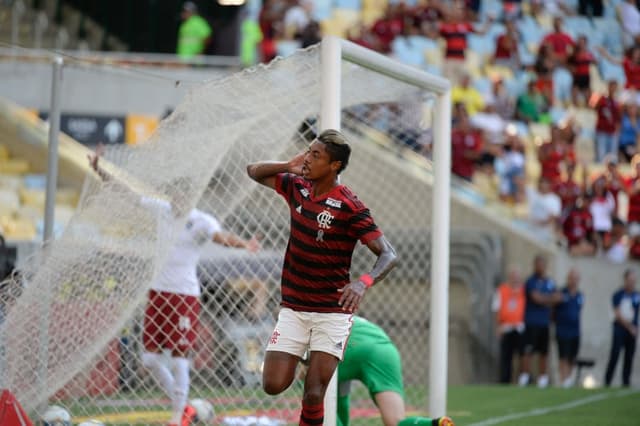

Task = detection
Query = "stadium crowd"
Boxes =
[249,0,640,264]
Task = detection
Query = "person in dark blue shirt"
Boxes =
[554,268,584,388]
[605,269,640,387]
[519,255,563,387]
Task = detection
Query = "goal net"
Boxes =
[0,40,449,425]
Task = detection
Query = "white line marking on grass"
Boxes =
[467,388,640,426]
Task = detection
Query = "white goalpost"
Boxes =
[0,36,451,425]
[320,36,451,422]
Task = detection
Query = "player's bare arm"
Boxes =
[338,236,397,312]
[246,151,305,189]
[212,231,260,252]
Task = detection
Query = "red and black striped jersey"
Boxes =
[275,173,382,313]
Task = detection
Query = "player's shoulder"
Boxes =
[335,185,368,212]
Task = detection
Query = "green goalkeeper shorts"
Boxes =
[338,341,404,399]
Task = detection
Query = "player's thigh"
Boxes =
[309,311,353,360]
[362,344,405,400]
[142,290,170,351]
[166,292,200,355]
[266,307,311,357]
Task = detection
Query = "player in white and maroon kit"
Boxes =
[247,129,397,426]
[88,147,258,426]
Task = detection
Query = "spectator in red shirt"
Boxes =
[534,44,556,106]
[554,161,586,216]
[627,154,640,259]
[493,19,521,71]
[538,127,570,185]
[598,45,640,94]
[541,17,576,67]
[568,35,596,106]
[371,4,405,53]
[439,0,493,84]
[596,155,626,216]
[562,194,597,256]
[451,111,483,181]
[592,80,621,162]
[628,154,640,224]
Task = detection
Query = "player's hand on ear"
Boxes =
[337,280,367,313]
[287,151,306,175]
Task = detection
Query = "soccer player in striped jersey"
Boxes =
[247,129,397,426]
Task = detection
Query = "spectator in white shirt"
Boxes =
[590,177,616,250]
[284,0,312,39]
[607,218,628,263]
[528,177,562,242]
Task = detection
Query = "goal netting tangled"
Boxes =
[0,44,443,425]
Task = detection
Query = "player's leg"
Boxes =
[167,292,200,426]
[263,308,309,395]
[302,312,352,426]
[374,391,405,426]
[302,351,339,426]
[141,290,175,397]
[399,417,454,426]
[557,337,569,384]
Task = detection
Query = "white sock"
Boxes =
[170,356,191,424]
[141,352,175,397]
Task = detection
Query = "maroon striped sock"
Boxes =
[299,402,324,426]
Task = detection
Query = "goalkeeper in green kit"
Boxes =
[338,316,454,426]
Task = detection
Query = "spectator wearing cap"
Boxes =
[562,194,596,256]
[592,80,621,163]
[177,2,212,59]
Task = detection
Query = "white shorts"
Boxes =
[266,308,353,360]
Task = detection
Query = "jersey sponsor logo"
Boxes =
[326,197,342,208]
[299,188,310,198]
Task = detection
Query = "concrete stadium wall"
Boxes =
[0,61,232,116]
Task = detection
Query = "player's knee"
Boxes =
[262,377,288,395]
[302,386,325,405]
